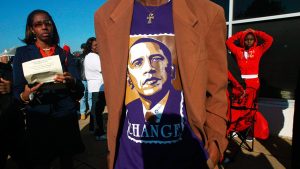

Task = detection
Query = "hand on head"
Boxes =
[245,28,255,33]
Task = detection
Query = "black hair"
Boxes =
[80,43,86,50]
[83,37,96,56]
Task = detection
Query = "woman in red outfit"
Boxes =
[226,28,273,107]
[226,29,273,140]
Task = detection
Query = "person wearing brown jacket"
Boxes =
[94,0,228,168]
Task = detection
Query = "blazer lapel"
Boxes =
[173,0,201,91]
[106,0,134,111]
[28,45,42,60]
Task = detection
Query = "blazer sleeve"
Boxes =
[12,47,27,103]
[204,7,229,158]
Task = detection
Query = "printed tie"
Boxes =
[145,111,157,123]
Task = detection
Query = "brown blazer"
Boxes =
[94,0,228,168]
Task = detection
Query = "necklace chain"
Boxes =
[141,4,161,24]
[42,48,51,51]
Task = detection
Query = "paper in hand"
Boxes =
[22,55,63,84]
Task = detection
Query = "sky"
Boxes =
[0,0,106,54]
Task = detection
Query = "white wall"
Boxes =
[258,98,294,138]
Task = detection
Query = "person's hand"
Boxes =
[245,28,255,33]
[54,72,76,88]
[239,89,247,99]
[21,83,43,101]
[0,56,9,64]
[54,72,75,84]
[208,141,220,168]
[0,78,11,94]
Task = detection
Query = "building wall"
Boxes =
[259,98,294,138]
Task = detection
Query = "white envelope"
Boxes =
[22,55,63,84]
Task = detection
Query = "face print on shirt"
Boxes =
[128,41,170,96]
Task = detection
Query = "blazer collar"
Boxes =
[109,0,197,25]
[173,0,200,91]
[27,44,42,60]
[27,44,65,63]
[173,0,198,27]
[110,0,134,23]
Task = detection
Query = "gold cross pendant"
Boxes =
[147,13,154,24]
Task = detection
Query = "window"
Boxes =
[211,0,229,21]
[234,0,300,20]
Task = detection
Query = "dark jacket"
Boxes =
[13,45,84,117]
[0,62,24,160]
[78,53,87,81]
[0,62,13,118]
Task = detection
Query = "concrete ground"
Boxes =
[6,113,292,169]
[222,135,292,169]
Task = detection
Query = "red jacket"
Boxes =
[226,30,273,76]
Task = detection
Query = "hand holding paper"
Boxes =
[54,72,76,87]
[22,55,63,84]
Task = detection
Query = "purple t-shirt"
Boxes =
[114,1,208,169]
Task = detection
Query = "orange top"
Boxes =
[35,43,56,57]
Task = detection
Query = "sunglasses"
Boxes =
[33,20,53,28]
